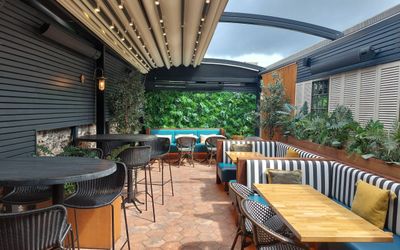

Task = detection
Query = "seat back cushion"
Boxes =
[246,159,332,196]
[275,142,321,158]
[332,162,400,235]
[222,140,277,164]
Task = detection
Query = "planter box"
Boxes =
[284,136,400,182]
[67,197,122,249]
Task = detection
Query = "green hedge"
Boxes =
[144,91,257,138]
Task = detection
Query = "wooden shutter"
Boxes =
[359,68,377,125]
[378,63,400,129]
[343,72,359,118]
[303,81,312,112]
[329,74,343,112]
[295,82,304,108]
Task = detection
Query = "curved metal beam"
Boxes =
[220,12,343,40]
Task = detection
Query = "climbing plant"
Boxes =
[145,91,257,138]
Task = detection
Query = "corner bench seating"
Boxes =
[146,128,224,154]
[215,140,321,185]
[242,158,400,250]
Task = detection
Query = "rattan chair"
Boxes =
[229,182,257,250]
[1,185,52,212]
[145,137,174,205]
[241,199,306,250]
[205,135,226,167]
[118,146,156,222]
[63,162,130,250]
[176,136,197,168]
[0,205,73,250]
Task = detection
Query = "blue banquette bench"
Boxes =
[146,128,224,153]
[242,158,400,250]
[215,140,321,185]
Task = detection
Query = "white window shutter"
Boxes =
[359,68,377,125]
[329,74,343,112]
[303,81,312,113]
[343,72,359,118]
[378,63,400,129]
[295,82,304,108]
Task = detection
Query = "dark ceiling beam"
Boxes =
[220,12,344,40]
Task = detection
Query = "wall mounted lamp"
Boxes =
[96,69,106,91]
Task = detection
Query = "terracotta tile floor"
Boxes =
[114,160,246,250]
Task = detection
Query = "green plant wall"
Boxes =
[145,91,257,138]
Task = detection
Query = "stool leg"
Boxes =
[144,167,148,211]
[168,160,174,196]
[111,205,115,250]
[148,166,156,222]
[122,199,131,250]
[161,159,164,205]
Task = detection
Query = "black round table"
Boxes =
[0,157,116,204]
[77,134,157,143]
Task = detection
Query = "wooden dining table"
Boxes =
[253,184,393,249]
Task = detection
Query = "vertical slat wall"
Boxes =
[378,64,400,128]
[104,51,133,121]
[0,0,96,158]
[359,69,377,125]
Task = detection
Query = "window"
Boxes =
[311,79,329,115]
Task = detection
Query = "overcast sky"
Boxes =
[206,0,400,67]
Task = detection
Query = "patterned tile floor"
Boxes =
[113,160,249,250]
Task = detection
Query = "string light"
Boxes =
[206,0,210,3]
[155,1,160,5]
[118,0,124,9]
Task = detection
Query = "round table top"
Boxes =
[0,157,116,186]
[78,134,157,142]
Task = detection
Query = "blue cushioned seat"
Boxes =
[322,234,400,250]
[217,162,237,183]
[248,194,268,206]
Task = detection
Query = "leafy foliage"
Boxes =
[57,145,100,158]
[145,91,257,138]
[107,73,145,133]
[259,72,291,139]
[286,104,400,165]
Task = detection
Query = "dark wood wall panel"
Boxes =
[297,14,400,82]
[0,0,96,158]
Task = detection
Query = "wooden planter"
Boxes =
[67,197,122,249]
[283,136,400,182]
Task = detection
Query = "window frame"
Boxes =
[311,79,329,115]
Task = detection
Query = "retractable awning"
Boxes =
[56,0,228,73]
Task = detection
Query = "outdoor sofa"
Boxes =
[239,158,400,250]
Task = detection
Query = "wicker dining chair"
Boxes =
[63,162,130,250]
[205,135,226,167]
[176,136,197,168]
[1,185,52,212]
[145,137,174,205]
[229,182,255,250]
[0,205,73,250]
[118,146,156,222]
[240,199,306,250]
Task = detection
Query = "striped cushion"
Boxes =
[222,140,276,164]
[275,142,321,158]
[332,162,400,235]
[246,159,332,196]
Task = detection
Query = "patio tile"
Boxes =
[83,161,247,249]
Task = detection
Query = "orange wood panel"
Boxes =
[260,63,297,139]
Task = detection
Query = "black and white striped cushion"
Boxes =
[246,159,332,196]
[222,140,276,164]
[332,162,400,235]
[275,142,321,159]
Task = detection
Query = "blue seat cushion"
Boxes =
[322,234,400,250]
[217,163,237,169]
[249,194,268,206]
[217,162,237,182]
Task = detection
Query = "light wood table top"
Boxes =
[253,184,393,243]
[226,151,265,163]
